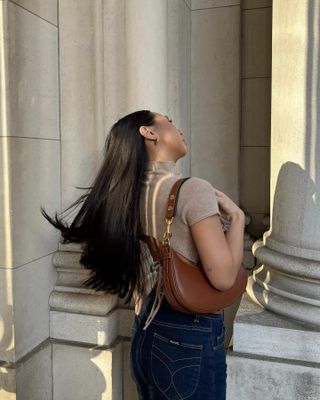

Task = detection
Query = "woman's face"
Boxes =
[153,113,188,158]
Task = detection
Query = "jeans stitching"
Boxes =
[173,346,203,399]
[171,363,202,375]
[153,344,202,363]
[152,352,172,393]
[150,319,212,332]
[212,322,226,350]
[153,332,204,350]
[131,327,148,385]
[151,347,202,400]
[139,331,149,383]
[151,333,203,399]
[151,342,174,400]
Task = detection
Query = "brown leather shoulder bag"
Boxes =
[142,177,248,313]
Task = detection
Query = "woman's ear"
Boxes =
[139,126,155,140]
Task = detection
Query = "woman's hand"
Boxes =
[214,189,245,221]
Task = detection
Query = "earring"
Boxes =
[153,138,158,146]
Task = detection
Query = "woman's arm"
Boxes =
[190,211,245,291]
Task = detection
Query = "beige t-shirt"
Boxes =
[138,160,229,326]
[140,160,227,266]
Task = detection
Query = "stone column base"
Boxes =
[0,339,52,400]
[52,339,123,400]
[226,293,320,400]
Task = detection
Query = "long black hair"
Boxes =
[40,109,156,305]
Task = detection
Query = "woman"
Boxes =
[41,110,245,399]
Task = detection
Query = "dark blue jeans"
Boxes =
[130,290,227,399]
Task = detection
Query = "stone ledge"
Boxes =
[233,293,320,364]
[49,307,136,347]
[50,309,118,346]
[49,335,123,351]
[226,349,320,400]
[227,349,320,369]
[49,290,118,314]
[0,338,51,368]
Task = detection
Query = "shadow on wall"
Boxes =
[52,338,107,399]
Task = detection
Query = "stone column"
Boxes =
[51,2,124,399]
[104,0,191,177]
[0,1,59,398]
[60,0,106,212]
[227,1,320,399]
[52,1,191,399]
[125,0,167,113]
[249,0,320,328]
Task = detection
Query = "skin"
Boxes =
[138,114,193,264]
[134,112,244,315]
[138,113,188,162]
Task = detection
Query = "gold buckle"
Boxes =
[163,217,174,243]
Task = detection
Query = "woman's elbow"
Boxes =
[214,279,235,291]
[204,260,236,291]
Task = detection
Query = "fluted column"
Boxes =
[60,0,106,212]
[125,0,167,112]
[247,0,320,328]
[53,1,192,399]
[227,2,320,399]
[52,2,125,399]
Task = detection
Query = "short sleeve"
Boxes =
[178,177,221,226]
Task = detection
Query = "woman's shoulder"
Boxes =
[180,176,216,195]
[177,176,221,226]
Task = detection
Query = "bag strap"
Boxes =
[163,177,191,244]
[140,177,191,261]
[165,177,191,219]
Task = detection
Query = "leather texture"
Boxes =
[141,177,248,313]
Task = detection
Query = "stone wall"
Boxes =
[0,0,273,399]
[0,1,59,398]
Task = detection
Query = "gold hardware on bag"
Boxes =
[163,217,173,243]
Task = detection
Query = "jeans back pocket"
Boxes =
[151,332,203,400]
